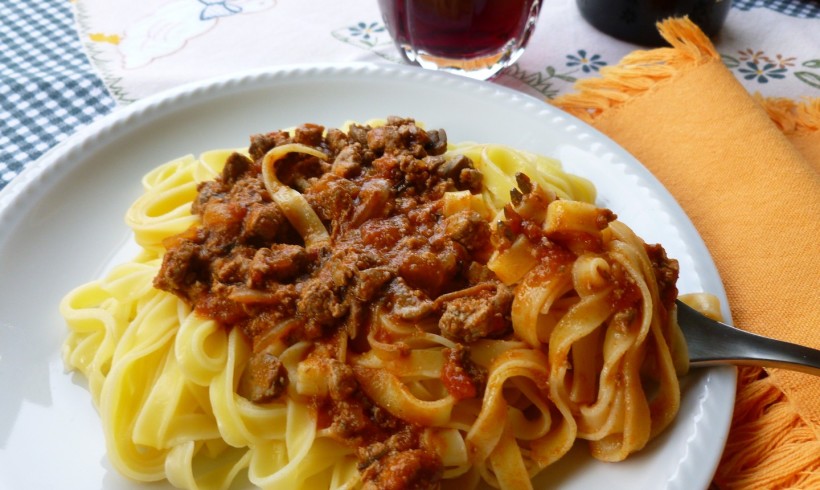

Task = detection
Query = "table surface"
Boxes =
[1,0,819,192]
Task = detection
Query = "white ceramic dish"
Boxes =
[0,63,735,490]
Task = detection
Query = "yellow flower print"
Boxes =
[88,33,121,45]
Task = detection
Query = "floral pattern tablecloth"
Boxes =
[1,0,818,190]
[74,0,820,101]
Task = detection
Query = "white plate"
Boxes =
[0,63,735,490]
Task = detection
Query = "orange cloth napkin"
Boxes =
[552,18,820,489]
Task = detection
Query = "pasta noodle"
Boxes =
[61,117,689,490]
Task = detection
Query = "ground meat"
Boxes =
[352,267,394,302]
[465,261,496,284]
[357,427,442,490]
[438,282,514,342]
[214,246,254,284]
[298,276,348,336]
[443,209,490,252]
[360,448,442,490]
[366,125,403,154]
[317,366,404,447]
[226,177,267,211]
[326,127,350,154]
[238,351,287,403]
[241,201,286,243]
[192,180,227,215]
[159,118,488,342]
[458,167,483,193]
[293,123,324,147]
[304,173,358,226]
[327,358,357,401]
[347,123,370,146]
[330,399,372,439]
[331,142,364,178]
[221,152,252,185]
[388,277,434,321]
[248,130,289,161]
[247,244,308,287]
[153,239,208,301]
[152,118,511,489]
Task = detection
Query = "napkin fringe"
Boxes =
[551,17,718,123]
[713,367,820,490]
[757,96,820,135]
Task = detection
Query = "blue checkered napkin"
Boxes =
[0,0,116,191]
[733,0,820,18]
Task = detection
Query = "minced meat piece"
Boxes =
[238,351,287,403]
[438,283,514,342]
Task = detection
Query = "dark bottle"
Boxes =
[577,0,732,46]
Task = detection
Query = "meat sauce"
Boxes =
[154,117,498,488]
[153,117,678,489]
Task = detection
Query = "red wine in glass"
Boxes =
[378,0,543,80]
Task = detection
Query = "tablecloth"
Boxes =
[1,0,818,191]
[73,0,820,101]
[0,0,115,189]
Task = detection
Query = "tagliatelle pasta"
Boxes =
[61,117,688,490]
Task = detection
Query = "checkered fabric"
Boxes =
[733,0,820,17]
[0,0,116,191]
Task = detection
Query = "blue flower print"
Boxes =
[738,61,788,83]
[199,0,242,21]
[348,22,385,41]
[566,50,606,73]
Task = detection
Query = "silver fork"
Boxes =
[676,300,820,376]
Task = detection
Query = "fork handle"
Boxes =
[689,328,820,376]
[689,330,820,376]
[678,301,820,376]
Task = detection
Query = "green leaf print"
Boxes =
[721,54,740,69]
[795,71,820,89]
